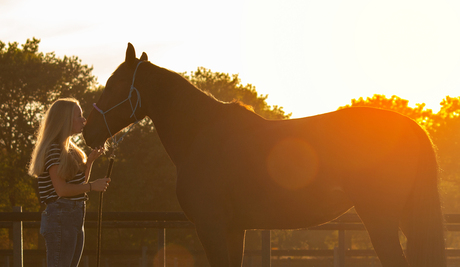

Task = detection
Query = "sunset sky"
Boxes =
[2,0,460,118]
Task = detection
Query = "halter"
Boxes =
[93,61,144,148]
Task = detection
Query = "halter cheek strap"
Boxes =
[93,61,144,148]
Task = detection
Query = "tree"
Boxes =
[339,94,434,128]
[426,96,460,214]
[0,38,99,210]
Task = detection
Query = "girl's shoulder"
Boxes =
[45,143,61,160]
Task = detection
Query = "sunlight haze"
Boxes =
[2,0,460,118]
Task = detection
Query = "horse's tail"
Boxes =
[402,128,446,267]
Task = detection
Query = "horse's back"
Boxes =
[247,107,426,172]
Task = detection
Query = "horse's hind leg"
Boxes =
[399,191,447,267]
[356,209,409,267]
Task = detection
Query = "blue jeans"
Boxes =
[40,198,86,267]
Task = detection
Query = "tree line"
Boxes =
[2,38,460,256]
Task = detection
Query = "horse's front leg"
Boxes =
[194,222,245,267]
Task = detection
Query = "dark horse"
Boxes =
[83,43,446,267]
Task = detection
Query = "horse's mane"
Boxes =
[199,88,255,112]
[228,100,255,112]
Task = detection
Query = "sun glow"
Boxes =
[241,0,460,117]
[332,0,460,114]
[356,1,459,88]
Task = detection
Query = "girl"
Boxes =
[28,98,111,267]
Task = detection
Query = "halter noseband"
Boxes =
[93,61,144,148]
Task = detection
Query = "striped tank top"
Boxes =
[37,143,88,204]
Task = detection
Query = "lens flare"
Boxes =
[266,138,319,191]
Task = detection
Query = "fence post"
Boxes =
[141,246,148,267]
[333,247,339,267]
[158,228,165,267]
[83,255,89,267]
[13,206,23,267]
[337,229,346,267]
[261,230,271,267]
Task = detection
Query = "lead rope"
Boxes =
[96,150,115,267]
[94,61,144,267]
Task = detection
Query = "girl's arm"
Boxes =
[49,165,111,197]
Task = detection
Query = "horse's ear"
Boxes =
[140,52,148,61]
[126,43,136,64]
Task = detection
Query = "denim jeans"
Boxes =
[40,198,86,267]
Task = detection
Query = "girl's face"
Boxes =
[72,105,86,135]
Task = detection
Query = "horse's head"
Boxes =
[83,43,148,148]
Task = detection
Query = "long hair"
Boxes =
[28,98,87,181]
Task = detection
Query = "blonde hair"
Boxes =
[28,98,87,180]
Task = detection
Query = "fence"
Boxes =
[3,207,460,267]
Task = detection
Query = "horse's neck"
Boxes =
[143,67,224,166]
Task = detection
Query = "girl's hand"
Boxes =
[87,146,105,164]
[89,177,111,192]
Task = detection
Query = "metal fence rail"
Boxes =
[2,207,460,267]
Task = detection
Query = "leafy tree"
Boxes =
[0,38,98,211]
[339,94,434,128]
[427,96,460,214]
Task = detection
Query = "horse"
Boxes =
[83,43,446,267]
